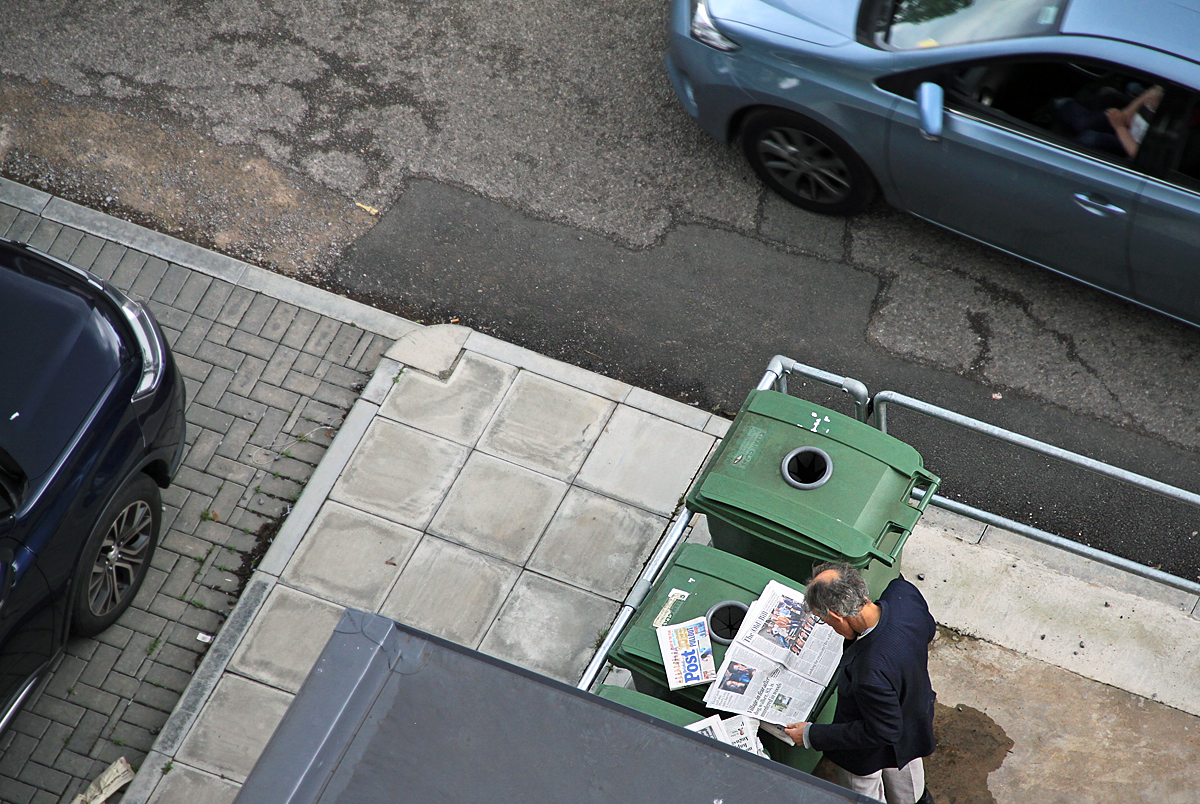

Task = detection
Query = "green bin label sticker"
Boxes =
[725,425,766,470]
[652,588,691,627]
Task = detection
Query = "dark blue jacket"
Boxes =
[807,576,936,775]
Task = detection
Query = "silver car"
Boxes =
[666,0,1200,325]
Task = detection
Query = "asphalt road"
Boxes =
[2,0,1199,579]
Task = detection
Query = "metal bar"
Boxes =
[757,355,872,423]
[877,391,1200,596]
[927,492,1200,596]
[577,507,695,691]
[875,391,1200,508]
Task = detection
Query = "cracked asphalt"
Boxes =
[2,0,1199,578]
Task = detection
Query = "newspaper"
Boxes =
[685,714,729,742]
[656,616,717,690]
[703,580,841,726]
[685,714,770,759]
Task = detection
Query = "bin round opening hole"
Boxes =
[782,446,833,489]
[706,600,748,645]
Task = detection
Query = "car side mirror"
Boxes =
[918,82,944,141]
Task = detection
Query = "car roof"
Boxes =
[1062,0,1200,64]
[0,244,126,482]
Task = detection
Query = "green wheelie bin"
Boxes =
[685,389,940,596]
[605,543,836,774]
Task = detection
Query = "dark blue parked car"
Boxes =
[666,0,1200,326]
[0,238,186,734]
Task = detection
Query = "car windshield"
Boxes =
[880,0,1067,50]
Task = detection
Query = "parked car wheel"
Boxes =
[741,110,875,215]
[70,473,161,637]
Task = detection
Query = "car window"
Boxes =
[888,58,1177,167]
[861,0,1066,50]
[1162,99,1200,193]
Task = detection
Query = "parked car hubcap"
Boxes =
[756,127,851,205]
[88,500,153,617]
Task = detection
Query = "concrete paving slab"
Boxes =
[259,399,380,577]
[464,331,631,402]
[428,452,569,564]
[575,404,715,516]
[0,177,51,214]
[175,674,293,783]
[704,415,732,438]
[380,535,521,649]
[477,372,615,480]
[906,527,1200,717]
[979,524,1199,611]
[227,585,346,693]
[384,323,472,376]
[624,386,710,431]
[913,505,986,545]
[146,765,240,804]
[930,633,1200,804]
[281,501,422,609]
[330,418,469,530]
[478,572,619,684]
[528,487,668,600]
[360,357,403,405]
[685,512,714,546]
[380,351,517,446]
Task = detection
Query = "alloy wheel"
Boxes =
[87,500,153,617]
[755,127,853,206]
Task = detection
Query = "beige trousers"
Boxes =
[835,756,925,804]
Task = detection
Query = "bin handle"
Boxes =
[867,522,909,568]
[904,470,940,510]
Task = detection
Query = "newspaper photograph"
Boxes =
[733,580,841,685]
[702,644,828,725]
[684,714,730,743]
[685,714,769,759]
[656,616,717,690]
[702,580,841,725]
[722,714,770,758]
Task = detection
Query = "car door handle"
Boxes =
[1073,193,1127,217]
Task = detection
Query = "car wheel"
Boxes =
[741,109,875,215]
[71,473,161,638]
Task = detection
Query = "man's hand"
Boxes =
[783,722,808,743]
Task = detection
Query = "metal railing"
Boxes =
[577,505,694,690]
[577,355,1200,691]
[873,390,1200,596]
[757,355,872,422]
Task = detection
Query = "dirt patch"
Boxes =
[0,77,375,279]
[926,702,1013,804]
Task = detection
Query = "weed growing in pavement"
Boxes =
[147,637,161,656]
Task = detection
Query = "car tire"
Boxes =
[70,473,161,638]
[741,109,876,216]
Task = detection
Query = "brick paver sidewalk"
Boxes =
[0,194,397,804]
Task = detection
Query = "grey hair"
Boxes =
[804,562,870,618]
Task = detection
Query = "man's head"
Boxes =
[804,562,871,639]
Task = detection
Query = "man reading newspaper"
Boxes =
[783,563,936,804]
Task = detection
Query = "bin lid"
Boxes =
[234,610,860,804]
[610,544,798,688]
[686,391,939,564]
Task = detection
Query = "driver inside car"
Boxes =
[1052,83,1165,157]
